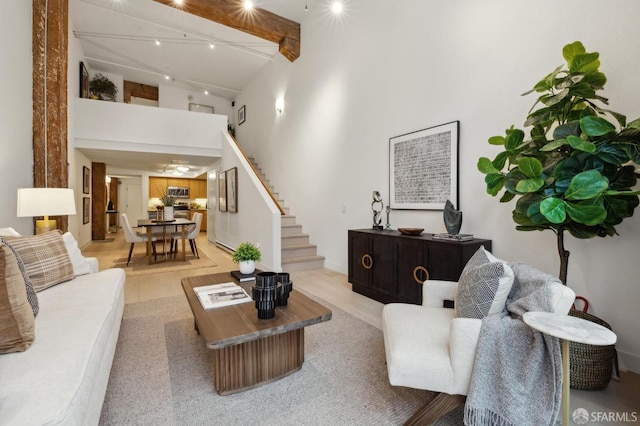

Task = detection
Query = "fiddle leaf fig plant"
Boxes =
[478,41,640,284]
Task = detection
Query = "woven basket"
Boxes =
[568,309,617,390]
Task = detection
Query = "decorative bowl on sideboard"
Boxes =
[397,228,424,236]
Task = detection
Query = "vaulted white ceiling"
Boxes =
[70,0,316,176]
[72,0,311,100]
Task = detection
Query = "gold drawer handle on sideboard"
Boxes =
[361,254,373,270]
[413,266,430,284]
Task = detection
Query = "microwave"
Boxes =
[167,186,190,198]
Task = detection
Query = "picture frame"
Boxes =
[226,167,238,213]
[188,103,214,114]
[83,166,90,194]
[80,61,89,99]
[238,105,246,125]
[218,170,227,212]
[389,121,459,210]
[83,197,90,224]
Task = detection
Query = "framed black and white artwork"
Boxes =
[389,121,459,210]
[238,105,246,125]
[226,167,238,213]
[218,171,227,212]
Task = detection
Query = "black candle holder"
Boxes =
[252,272,279,319]
[276,272,293,306]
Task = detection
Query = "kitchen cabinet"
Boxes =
[148,177,206,199]
[189,179,207,199]
[166,178,186,188]
[348,229,492,305]
[149,177,167,198]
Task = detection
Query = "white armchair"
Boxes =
[382,270,575,420]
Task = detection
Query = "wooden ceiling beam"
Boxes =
[152,0,300,62]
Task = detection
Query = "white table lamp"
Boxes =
[17,188,77,234]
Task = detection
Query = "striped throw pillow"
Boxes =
[3,230,74,292]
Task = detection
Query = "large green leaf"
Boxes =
[488,135,505,145]
[570,52,600,73]
[565,170,609,200]
[580,116,616,136]
[484,174,504,196]
[499,191,516,203]
[569,82,597,99]
[567,135,596,153]
[518,157,543,178]
[553,158,583,194]
[523,202,550,225]
[562,41,585,65]
[581,72,607,90]
[540,198,566,223]
[492,151,509,170]
[607,165,637,190]
[477,157,500,174]
[565,222,604,239]
[516,178,545,193]
[541,89,570,107]
[505,169,530,193]
[565,202,607,225]
[604,194,640,220]
[553,122,580,140]
[505,129,525,151]
[540,140,567,152]
[596,144,630,165]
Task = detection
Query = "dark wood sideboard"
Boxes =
[348,229,492,305]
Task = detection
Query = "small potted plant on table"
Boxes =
[232,242,261,274]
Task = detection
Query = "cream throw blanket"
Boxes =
[464,263,563,426]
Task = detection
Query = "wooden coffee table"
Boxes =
[181,272,332,395]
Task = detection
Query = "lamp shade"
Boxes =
[17,188,77,217]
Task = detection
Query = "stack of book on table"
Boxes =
[193,282,252,310]
[230,269,262,282]
[432,233,474,242]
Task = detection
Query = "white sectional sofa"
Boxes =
[0,229,125,425]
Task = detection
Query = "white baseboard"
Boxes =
[617,349,640,374]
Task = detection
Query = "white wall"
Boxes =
[0,1,33,234]
[159,84,234,121]
[236,0,640,372]
[215,133,281,272]
[74,98,226,156]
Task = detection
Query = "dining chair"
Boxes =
[170,212,202,259]
[121,213,157,265]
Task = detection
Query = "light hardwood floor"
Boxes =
[84,230,639,421]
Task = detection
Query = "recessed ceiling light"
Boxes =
[173,0,184,5]
[209,42,215,49]
[204,90,209,95]
[164,75,170,80]
[172,170,184,176]
[176,166,189,172]
[243,0,254,11]
[331,1,344,14]
[155,38,161,46]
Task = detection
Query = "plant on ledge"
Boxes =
[89,73,118,101]
[478,41,640,284]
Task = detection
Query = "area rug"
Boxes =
[99,293,432,425]
[109,251,217,277]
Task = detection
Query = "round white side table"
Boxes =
[523,311,617,426]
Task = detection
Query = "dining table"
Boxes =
[136,218,196,264]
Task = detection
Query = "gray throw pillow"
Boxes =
[455,246,514,319]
